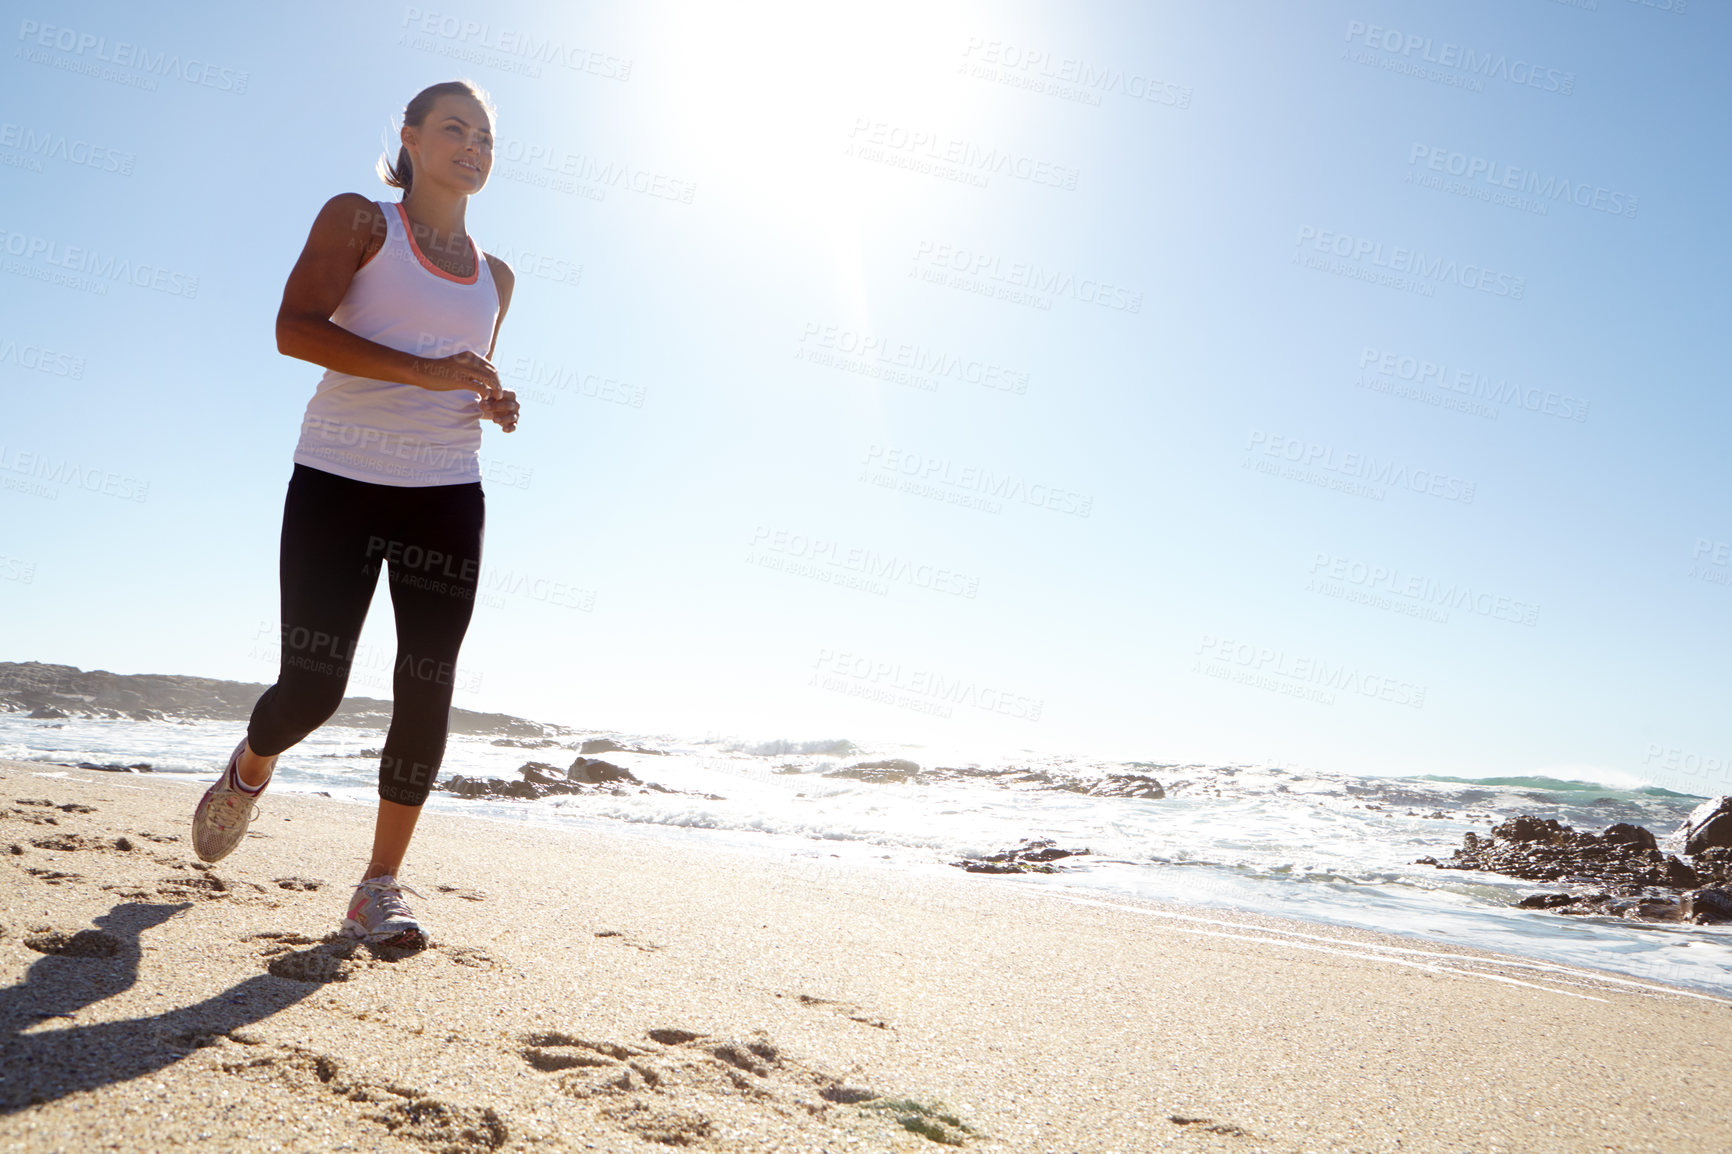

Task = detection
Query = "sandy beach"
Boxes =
[2,757,1729,1154]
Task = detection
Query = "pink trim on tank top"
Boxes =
[391,201,480,285]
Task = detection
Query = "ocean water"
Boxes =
[4,711,1729,999]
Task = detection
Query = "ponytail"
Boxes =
[379,144,414,193]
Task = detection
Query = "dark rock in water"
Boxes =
[1600,823,1657,852]
[1067,774,1165,800]
[567,757,638,784]
[1682,887,1732,924]
[1516,890,1683,922]
[825,759,919,783]
[441,774,600,800]
[577,737,667,756]
[1516,892,1579,910]
[1429,812,1732,921]
[74,762,153,773]
[1667,857,1701,887]
[28,706,69,719]
[1433,815,1700,890]
[746,738,855,757]
[437,771,721,804]
[1499,815,1568,844]
[1680,797,1732,855]
[951,838,1089,875]
[856,758,919,773]
[519,762,567,785]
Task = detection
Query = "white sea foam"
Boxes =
[3,711,1728,998]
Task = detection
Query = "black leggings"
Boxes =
[246,463,485,806]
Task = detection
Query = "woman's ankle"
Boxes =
[235,742,277,790]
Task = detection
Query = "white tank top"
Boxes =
[292,198,499,487]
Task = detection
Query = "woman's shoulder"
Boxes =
[311,193,391,266]
[315,192,389,223]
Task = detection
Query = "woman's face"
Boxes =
[404,93,494,194]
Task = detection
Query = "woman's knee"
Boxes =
[379,752,437,807]
[270,676,349,733]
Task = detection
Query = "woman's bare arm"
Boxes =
[484,254,515,360]
[275,193,501,399]
[478,254,518,431]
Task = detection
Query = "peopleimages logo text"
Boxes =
[846,118,1079,190]
[1309,552,1539,626]
[1358,347,1588,422]
[16,19,250,92]
[911,241,1143,312]
[1343,21,1573,95]
[1195,633,1427,709]
[811,648,1044,722]
[958,37,1192,108]
[797,323,1029,395]
[0,443,148,501]
[1295,226,1524,299]
[1246,430,1475,503]
[0,122,134,174]
[0,227,198,297]
[399,8,632,80]
[1408,145,1637,219]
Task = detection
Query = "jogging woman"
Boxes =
[191,80,518,949]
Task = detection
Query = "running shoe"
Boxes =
[343,875,428,947]
[191,737,271,863]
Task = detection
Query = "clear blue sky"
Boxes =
[2,0,1727,789]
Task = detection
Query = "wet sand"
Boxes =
[2,757,1729,1153]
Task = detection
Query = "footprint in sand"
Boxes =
[435,883,487,901]
[29,833,122,853]
[264,939,365,984]
[522,1032,640,1071]
[23,866,82,885]
[440,944,497,970]
[223,1045,509,1152]
[249,930,323,956]
[599,1100,714,1146]
[14,799,95,814]
[257,932,481,980]
[793,991,892,1030]
[154,873,231,901]
[1168,1114,1257,1140]
[592,928,662,952]
[23,928,121,958]
[518,1032,662,1098]
[517,1021,929,1140]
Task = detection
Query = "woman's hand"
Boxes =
[417,350,502,400]
[479,390,519,433]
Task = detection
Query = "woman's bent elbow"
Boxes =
[276,317,311,359]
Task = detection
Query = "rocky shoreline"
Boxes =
[440,756,726,802]
[1418,797,1732,923]
[0,661,554,738]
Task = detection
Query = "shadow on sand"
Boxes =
[1,901,320,1112]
